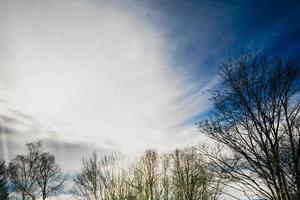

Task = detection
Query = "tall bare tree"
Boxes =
[73,152,128,200]
[128,150,161,200]
[171,148,218,200]
[140,150,160,200]
[9,141,64,200]
[9,142,41,200]
[34,152,65,200]
[0,160,8,200]
[73,153,104,200]
[160,154,171,200]
[198,54,300,200]
[98,152,125,200]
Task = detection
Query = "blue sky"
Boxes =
[133,0,300,121]
[143,0,300,74]
[0,0,300,173]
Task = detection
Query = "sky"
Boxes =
[0,0,300,173]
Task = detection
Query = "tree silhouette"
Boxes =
[171,148,218,200]
[9,142,40,200]
[9,141,64,200]
[73,153,105,200]
[199,54,300,200]
[35,152,65,200]
[0,160,8,200]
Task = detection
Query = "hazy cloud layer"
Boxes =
[0,0,215,171]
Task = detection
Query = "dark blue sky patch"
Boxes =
[137,0,300,83]
[136,0,300,123]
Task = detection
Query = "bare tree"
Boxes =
[9,141,64,200]
[34,152,65,200]
[129,150,160,200]
[126,159,145,200]
[171,148,218,200]
[198,54,300,200]
[9,142,41,200]
[73,152,128,200]
[141,150,160,200]
[73,153,104,200]
[98,152,125,200]
[160,154,171,200]
[0,160,8,200]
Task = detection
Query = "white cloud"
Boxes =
[0,0,217,171]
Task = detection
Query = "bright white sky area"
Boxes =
[0,0,217,172]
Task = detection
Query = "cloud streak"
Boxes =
[0,0,215,171]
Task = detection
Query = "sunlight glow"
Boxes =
[0,0,212,163]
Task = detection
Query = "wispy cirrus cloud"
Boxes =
[0,0,216,172]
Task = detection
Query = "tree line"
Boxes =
[0,144,222,200]
[72,148,223,200]
[0,53,299,200]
